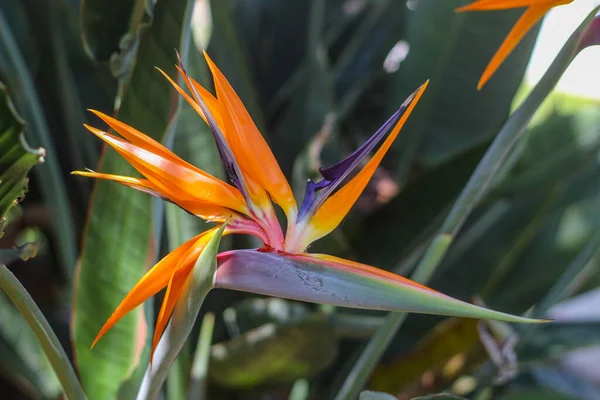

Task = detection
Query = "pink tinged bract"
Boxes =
[214,250,546,323]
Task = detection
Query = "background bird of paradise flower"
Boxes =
[0,0,600,399]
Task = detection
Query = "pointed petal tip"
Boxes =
[83,123,105,136]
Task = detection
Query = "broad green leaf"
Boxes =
[50,1,100,171]
[0,93,83,397]
[205,0,266,251]
[370,318,481,394]
[206,297,336,389]
[390,114,600,364]
[0,263,85,400]
[0,1,39,75]
[0,242,38,265]
[412,395,467,400]
[529,365,600,400]
[271,0,337,175]
[81,0,151,63]
[222,297,311,335]
[387,0,539,175]
[136,222,226,400]
[352,140,489,269]
[72,0,195,398]
[498,388,572,400]
[0,9,77,275]
[289,379,310,400]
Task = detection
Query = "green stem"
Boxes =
[334,235,450,400]
[166,352,186,400]
[189,312,215,400]
[0,264,86,399]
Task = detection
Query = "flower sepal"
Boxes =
[215,250,548,324]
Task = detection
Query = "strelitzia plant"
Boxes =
[73,52,545,359]
[457,0,573,89]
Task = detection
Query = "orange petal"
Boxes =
[151,267,189,361]
[89,110,189,167]
[72,170,237,222]
[161,66,275,221]
[156,67,225,130]
[91,230,210,348]
[456,0,569,12]
[84,124,248,214]
[301,82,428,248]
[456,1,567,89]
[203,52,297,219]
[92,227,229,348]
[477,5,551,89]
[72,170,163,198]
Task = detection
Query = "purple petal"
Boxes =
[297,88,420,221]
[214,249,546,324]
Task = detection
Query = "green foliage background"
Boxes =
[0,0,599,399]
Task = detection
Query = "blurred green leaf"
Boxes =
[0,81,59,400]
[209,313,337,389]
[0,82,44,235]
[272,0,337,175]
[72,0,195,398]
[388,0,539,176]
[0,9,77,275]
[81,0,151,64]
[0,290,60,400]
[412,395,467,400]
[518,322,600,363]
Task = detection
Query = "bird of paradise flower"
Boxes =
[73,52,545,359]
[457,0,573,89]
